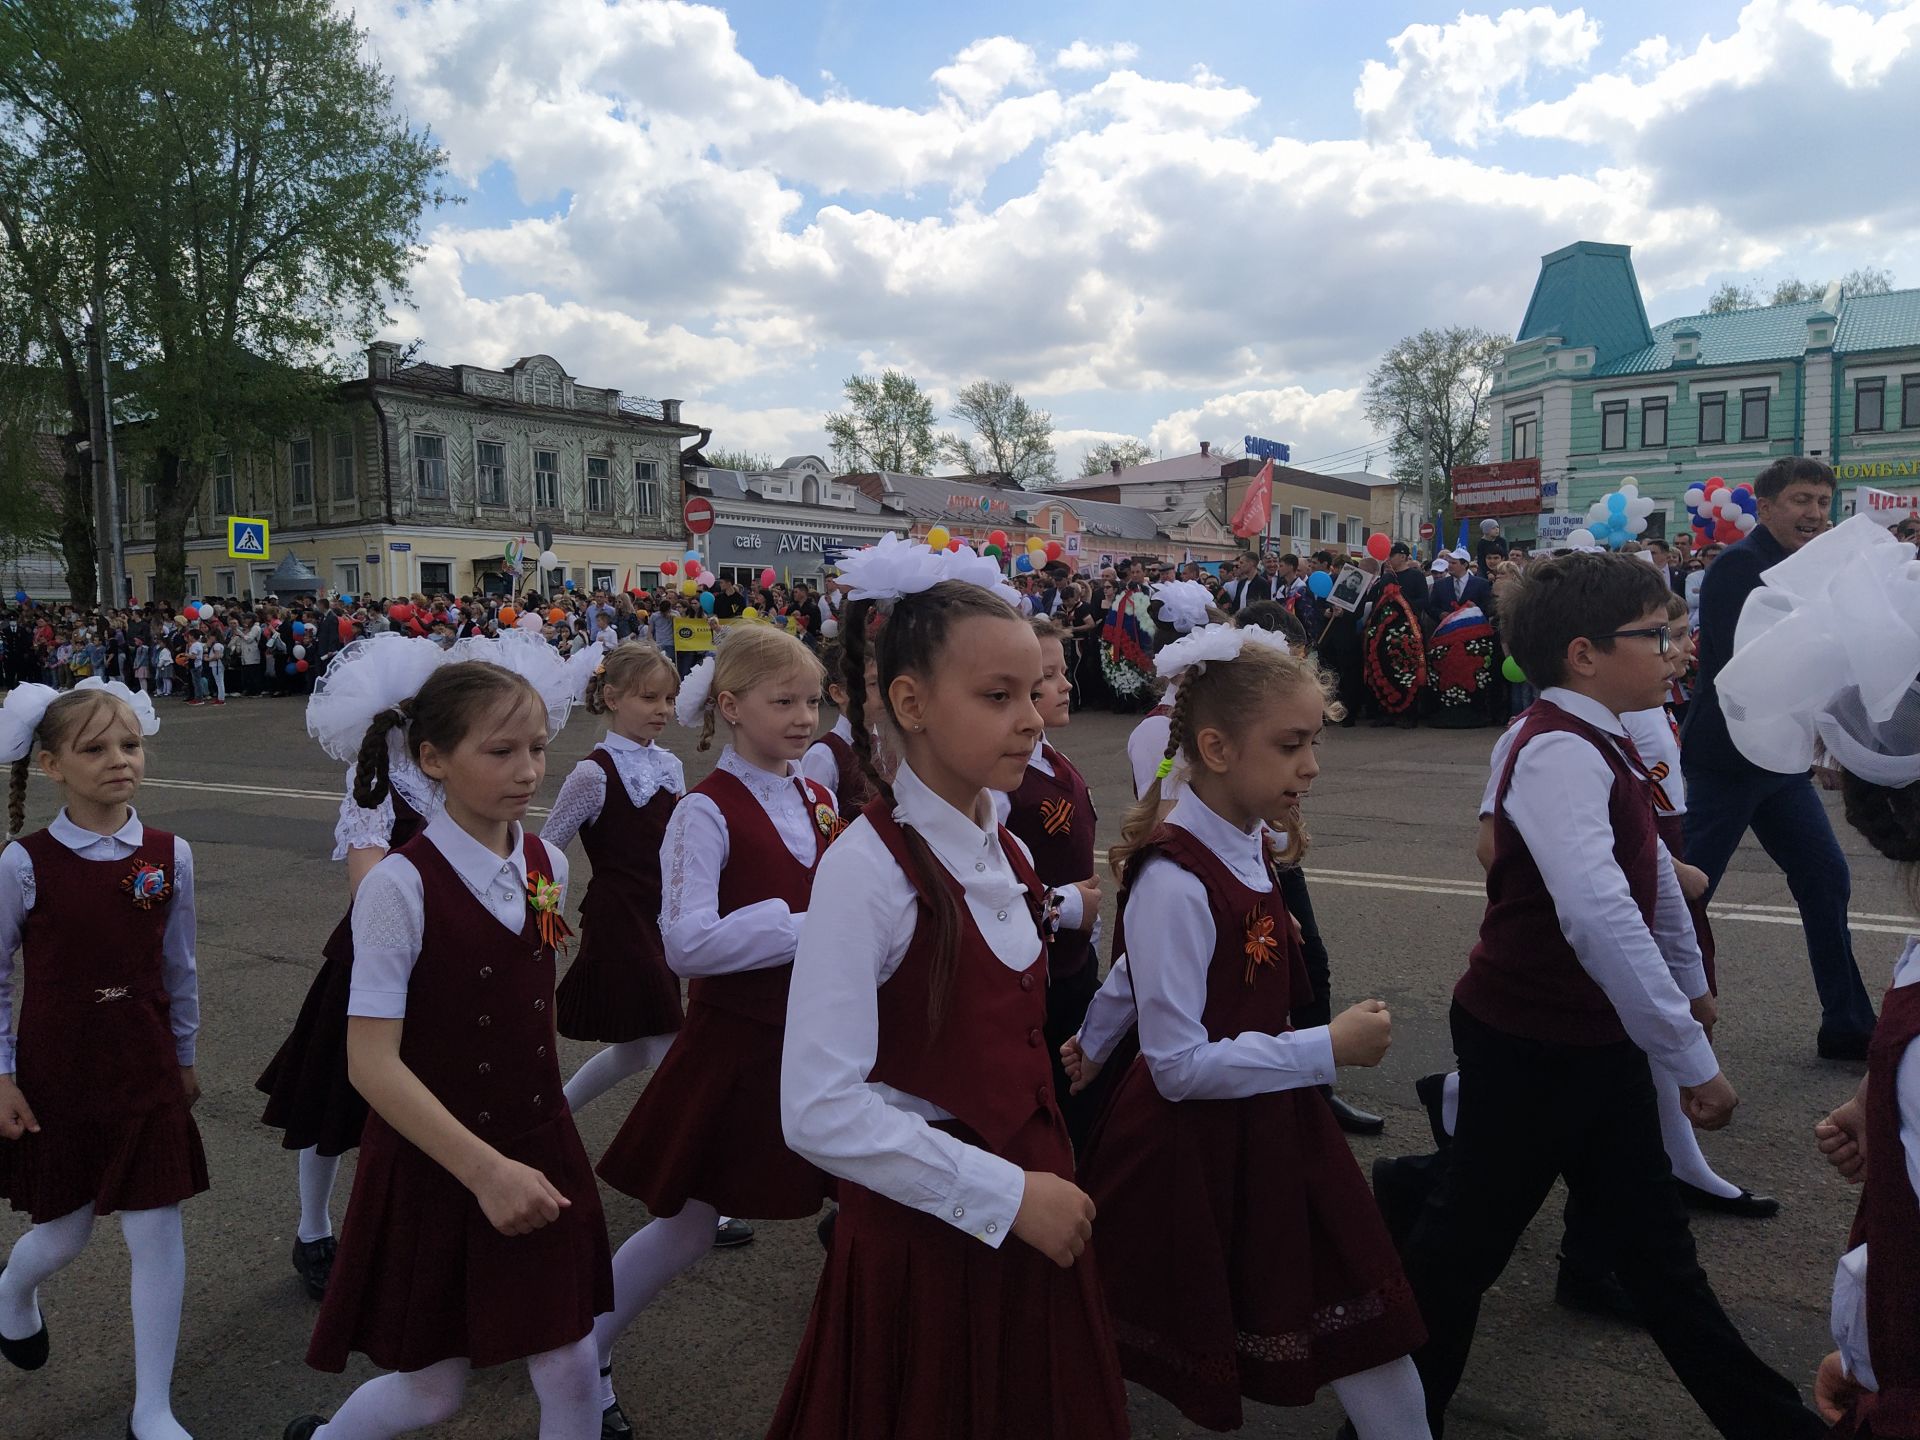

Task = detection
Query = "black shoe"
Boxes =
[713,1217,755,1248]
[1678,1182,1780,1219]
[1334,1424,1358,1440]
[1414,1072,1452,1150]
[0,1271,48,1371]
[1370,1154,1438,1251]
[816,1205,838,1251]
[283,1417,328,1440]
[1817,1026,1874,1062]
[291,1236,338,1300]
[601,1400,634,1440]
[1554,1261,1641,1326]
[1326,1091,1385,1135]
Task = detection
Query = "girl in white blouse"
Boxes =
[769,550,1127,1439]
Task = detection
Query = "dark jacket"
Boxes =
[1680,526,1788,775]
[1427,571,1490,626]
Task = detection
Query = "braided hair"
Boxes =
[352,661,545,810]
[842,579,1028,1035]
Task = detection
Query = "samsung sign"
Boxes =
[1243,435,1291,463]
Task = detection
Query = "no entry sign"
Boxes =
[684,495,715,534]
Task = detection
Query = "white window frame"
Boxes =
[586,455,612,514]
[1320,511,1336,543]
[477,439,507,508]
[591,566,616,593]
[182,568,201,601]
[534,448,560,510]
[634,459,659,517]
[334,561,361,597]
[212,452,236,515]
[413,433,448,501]
[331,431,355,502]
[1511,415,1536,461]
[418,558,454,595]
[1049,510,1064,537]
[213,567,235,597]
[1291,505,1309,539]
[290,436,314,507]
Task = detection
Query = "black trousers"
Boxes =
[1401,1002,1823,1440]
[1280,865,1332,1030]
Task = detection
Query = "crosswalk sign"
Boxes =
[227,517,269,560]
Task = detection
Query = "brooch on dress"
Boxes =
[527,874,573,959]
[122,861,171,910]
[1243,910,1279,986]
[812,799,844,842]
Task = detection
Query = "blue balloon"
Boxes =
[564,579,576,590]
[1014,553,1033,573]
[698,591,716,613]
[684,549,700,562]
[11,590,25,604]
[1308,570,1334,598]
[1607,493,1627,514]
[292,621,306,636]
[340,593,354,605]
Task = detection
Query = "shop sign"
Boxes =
[1835,459,1920,481]
[1450,459,1541,517]
[1855,484,1920,525]
[947,492,1012,515]
[1537,512,1584,545]
[1243,435,1291,463]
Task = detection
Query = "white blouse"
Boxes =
[798,715,855,795]
[540,733,685,851]
[1074,789,1333,1100]
[783,761,1044,1249]
[329,747,442,862]
[1480,706,1686,818]
[1127,684,1177,802]
[659,747,828,979]
[347,815,568,1019]
[1831,936,1920,1393]
[0,808,200,1073]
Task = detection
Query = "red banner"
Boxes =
[1449,459,1541,518]
[1231,459,1274,538]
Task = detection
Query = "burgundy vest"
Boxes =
[390,831,562,1140]
[16,827,180,1115]
[1454,700,1659,1046]
[1005,744,1098,979]
[1115,825,1310,1042]
[577,749,674,927]
[685,767,833,1025]
[388,786,427,851]
[863,800,1059,1157]
[1843,979,1920,1434]
[1146,703,1171,720]
[819,730,876,823]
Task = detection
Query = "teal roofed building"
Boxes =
[1489,241,1920,544]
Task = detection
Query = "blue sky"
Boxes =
[359,0,1920,475]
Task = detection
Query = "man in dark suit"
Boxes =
[1425,549,1489,627]
[1682,456,1876,1060]
[1647,538,1684,596]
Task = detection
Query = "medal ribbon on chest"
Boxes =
[1039,796,1074,836]
[1243,908,1279,986]
[122,860,170,910]
[812,798,844,843]
[527,873,573,959]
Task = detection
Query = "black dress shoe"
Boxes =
[1818,1026,1874,1062]
[291,1236,338,1300]
[1678,1182,1780,1219]
[1326,1091,1385,1135]
[283,1417,328,1440]
[601,1399,634,1440]
[1414,1072,1452,1150]
[0,1272,48,1371]
[713,1217,754,1248]
[1370,1153,1439,1251]
[1554,1261,1641,1327]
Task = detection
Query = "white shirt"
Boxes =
[659,747,825,979]
[0,808,199,1072]
[1072,789,1333,1101]
[329,750,442,862]
[1496,710,1687,819]
[1490,687,1715,1086]
[540,733,685,852]
[783,760,1043,1248]
[799,715,855,795]
[1128,681,1179,801]
[347,814,568,1019]
[1831,937,1920,1392]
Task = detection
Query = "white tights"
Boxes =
[0,1202,191,1440]
[297,1147,340,1243]
[591,1201,718,1410]
[561,1034,675,1116]
[1331,1356,1432,1439]
[315,1335,598,1440]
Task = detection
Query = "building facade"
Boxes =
[1489,241,1920,541]
[688,456,900,587]
[118,343,700,602]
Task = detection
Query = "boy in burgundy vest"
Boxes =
[1394,553,1824,1440]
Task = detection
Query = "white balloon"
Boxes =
[1629,515,1648,534]
[517,612,544,631]
[1684,487,1706,507]
[539,549,560,569]
[1566,528,1597,549]
[292,644,306,660]
[1620,480,1639,497]
[1736,512,1758,532]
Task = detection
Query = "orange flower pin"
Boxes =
[1244,910,1279,986]
[528,874,574,959]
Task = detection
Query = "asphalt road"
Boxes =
[4,695,1902,1440]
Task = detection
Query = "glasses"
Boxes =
[1598,623,1670,654]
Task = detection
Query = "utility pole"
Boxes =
[87,268,125,608]
[1415,412,1433,561]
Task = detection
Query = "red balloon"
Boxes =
[337,619,355,642]
[1041,540,1061,562]
[388,602,413,623]
[660,560,678,577]
[294,659,310,673]
[759,567,777,589]
[684,558,702,578]
[1713,519,1742,543]
[1365,532,1393,562]
[988,529,1009,550]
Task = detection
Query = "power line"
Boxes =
[1287,436,1394,472]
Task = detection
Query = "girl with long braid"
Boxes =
[770,537,1127,1439]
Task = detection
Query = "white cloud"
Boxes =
[1146,386,1374,470]
[932,36,1044,111]
[1056,40,1140,71]
[1355,6,1602,145]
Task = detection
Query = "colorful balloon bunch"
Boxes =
[1684,475,1758,545]
[1577,478,1659,550]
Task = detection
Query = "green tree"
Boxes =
[940,379,1057,488]
[1706,280,1759,314]
[703,447,777,473]
[1079,437,1153,476]
[1708,267,1894,314]
[824,370,939,474]
[0,0,450,602]
[1361,326,1508,509]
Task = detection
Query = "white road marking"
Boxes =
[85,774,1911,936]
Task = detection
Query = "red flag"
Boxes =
[1231,458,1273,538]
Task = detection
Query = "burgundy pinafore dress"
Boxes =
[1832,977,1920,1439]
[306,832,613,1373]
[596,768,835,1220]
[555,749,681,1044]
[1078,826,1424,1431]
[766,801,1129,1440]
[1,828,208,1222]
[819,729,875,823]
[258,787,427,1156]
